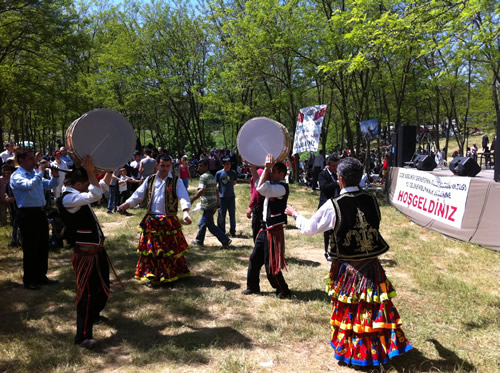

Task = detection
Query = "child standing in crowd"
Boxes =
[178,155,191,190]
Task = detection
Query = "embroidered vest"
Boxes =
[266,182,289,228]
[146,174,179,216]
[57,191,103,247]
[328,190,389,260]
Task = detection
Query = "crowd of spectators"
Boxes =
[297,147,389,190]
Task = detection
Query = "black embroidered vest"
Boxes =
[146,174,179,216]
[57,191,103,247]
[328,190,389,260]
[266,182,289,228]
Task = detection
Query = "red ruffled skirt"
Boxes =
[328,258,412,367]
[135,214,190,284]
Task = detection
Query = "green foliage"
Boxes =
[0,0,497,156]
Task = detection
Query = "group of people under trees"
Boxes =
[303,148,390,191]
[5,143,413,368]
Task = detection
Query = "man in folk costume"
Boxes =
[242,154,291,299]
[118,154,192,287]
[285,157,412,367]
[57,156,122,348]
[318,155,340,261]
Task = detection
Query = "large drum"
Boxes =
[237,117,291,167]
[66,109,135,173]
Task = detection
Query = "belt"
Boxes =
[20,206,46,211]
[74,246,103,256]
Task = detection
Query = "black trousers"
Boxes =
[75,249,110,344]
[324,230,331,254]
[251,205,263,243]
[17,207,49,285]
[246,229,289,295]
[312,166,321,190]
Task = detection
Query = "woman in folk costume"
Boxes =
[286,157,412,367]
[118,154,192,287]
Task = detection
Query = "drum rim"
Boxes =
[66,109,135,172]
[237,117,290,166]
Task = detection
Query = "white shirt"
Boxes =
[62,180,109,213]
[0,150,14,163]
[256,178,286,223]
[295,186,360,235]
[119,175,129,192]
[126,171,191,214]
[359,174,369,189]
[51,159,68,170]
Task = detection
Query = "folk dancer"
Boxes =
[285,157,412,367]
[58,156,122,347]
[242,154,291,299]
[118,154,192,287]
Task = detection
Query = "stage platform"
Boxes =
[387,167,499,252]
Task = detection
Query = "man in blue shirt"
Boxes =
[216,158,237,237]
[60,146,74,168]
[10,149,60,290]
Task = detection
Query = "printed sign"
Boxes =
[392,168,471,228]
[292,105,327,154]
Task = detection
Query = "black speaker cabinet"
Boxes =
[415,154,437,171]
[396,126,416,167]
[449,156,481,177]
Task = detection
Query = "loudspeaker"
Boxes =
[415,154,437,171]
[449,156,481,177]
[396,126,416,167]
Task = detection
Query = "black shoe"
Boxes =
[8,242,18,247]
[222,239,232,249]
[38,277,59,285]
[190,240,203,246]
[24,282,41,290]
[276,290,292,299]
[230,233,237,238]
[77,339,98,349]
[94,315,109,324]
[241,288,260,295]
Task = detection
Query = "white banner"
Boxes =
[292,105,327,154]
[392,168,472,228]
[360,118,378,141]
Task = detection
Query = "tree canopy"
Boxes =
[0,0,497,158]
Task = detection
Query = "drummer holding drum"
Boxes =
[241,154,292,298]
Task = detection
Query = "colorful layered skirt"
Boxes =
[135,214,190,284]
[327,258,412,367]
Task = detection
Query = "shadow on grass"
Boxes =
[370,188,391,207]
[0,359,22,373]
[291,289,330,303]
[100,315,252,363]
[378,258,398,268]
[286,257,321,267]
[387,342,475,373]
[172,275,241,291]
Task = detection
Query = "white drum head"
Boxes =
[237,117,288,167]
[69,109,135,171]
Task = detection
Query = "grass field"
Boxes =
[0,181,498,373]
